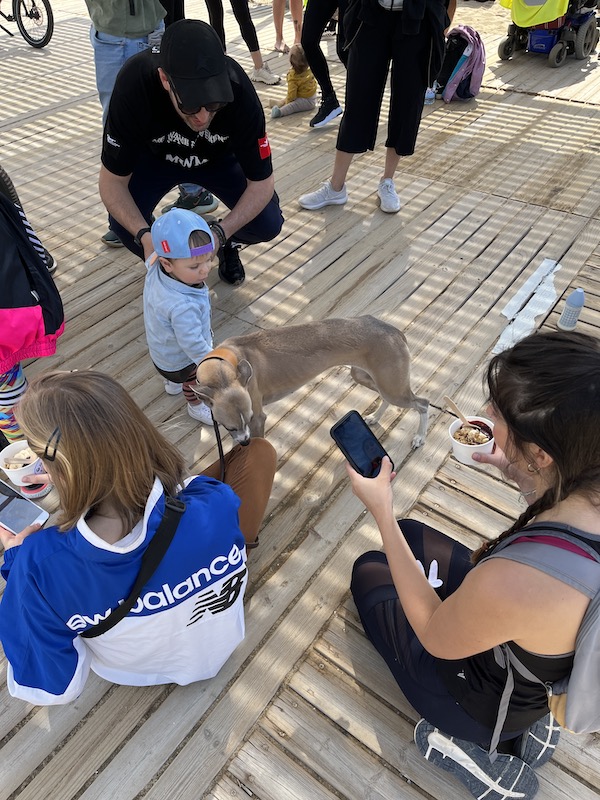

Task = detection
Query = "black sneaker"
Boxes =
[218,242,245,286]
[518,713,561,769]
[414,720,539,800]
[101,229,124,248]
[161,188,219,215]
[310,95,343,128]
[322,18,337,37]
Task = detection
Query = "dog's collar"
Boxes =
[200,347,238,370]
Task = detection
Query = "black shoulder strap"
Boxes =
[80,495,185,639]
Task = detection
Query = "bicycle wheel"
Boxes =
[0,164,21,205]
[13,0,54,48]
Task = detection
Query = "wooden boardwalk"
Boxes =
[2,1,600,798]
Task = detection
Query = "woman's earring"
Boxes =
[526,463,540,473]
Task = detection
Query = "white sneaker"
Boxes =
[164,380,183,395]
[187,402,213,425]
[250,66,281,85]
[377,178,401,213]
[299,180,348,210]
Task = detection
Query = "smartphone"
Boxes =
[330,410,394,478]
[0,479,49,534]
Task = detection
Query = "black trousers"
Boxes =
[301,0,347,99]
[350,520,525,745]
[337,14,431,155]
[109,153,284,259]
[161,0,185,27]
[204,0,260,53]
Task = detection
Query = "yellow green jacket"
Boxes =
[285,68,318,105]
[499,0,569,28]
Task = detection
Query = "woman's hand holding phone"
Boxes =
[345,456,396,522]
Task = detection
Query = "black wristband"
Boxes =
[209,221,227,249]
[134,226,151,247]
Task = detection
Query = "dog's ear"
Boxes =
[237,359,253,387]
[194,385,215,407]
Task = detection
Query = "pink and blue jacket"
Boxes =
[0,194,64,374]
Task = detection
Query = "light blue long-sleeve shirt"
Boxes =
[143,256,213,371]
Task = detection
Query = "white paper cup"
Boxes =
[0,440,45,486]
[449,416,495,466]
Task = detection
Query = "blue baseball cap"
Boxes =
[151,209,215,259]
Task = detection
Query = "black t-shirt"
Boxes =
[101,50,272,182]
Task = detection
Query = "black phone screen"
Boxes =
[330,410,393,478]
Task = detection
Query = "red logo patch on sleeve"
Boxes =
[258,135,271,159]
[161,240,171,253]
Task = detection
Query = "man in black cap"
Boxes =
[98,19,284,286]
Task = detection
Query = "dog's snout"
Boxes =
[240,439,251,447]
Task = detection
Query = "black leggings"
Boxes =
[301,0,347,99]
[351,520,522,745]
[205,0,260,53]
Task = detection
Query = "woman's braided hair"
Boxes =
[472,330,600,564]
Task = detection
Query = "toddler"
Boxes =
[143,209,215,425]
[271,44,318,118]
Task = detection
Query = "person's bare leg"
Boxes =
[290,0,303,43]
[272,0,287,51]
[382,147,401,181]
[331,150,354,192]
[378,147,402,213]
[250,49,264,69]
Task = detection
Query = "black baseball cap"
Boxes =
[158,20,234,109]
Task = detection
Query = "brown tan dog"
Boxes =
[195,315,429,447]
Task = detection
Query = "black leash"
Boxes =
[213,417,226,483]
[81,495,185,638]
[211,415,259,548]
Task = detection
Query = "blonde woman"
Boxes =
[0,370,276,704]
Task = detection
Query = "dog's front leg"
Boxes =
[412,397,429,448]
[249,410,267,438]
[364,398,388,427]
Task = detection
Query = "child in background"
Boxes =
[0,194,63,447]
[271,44,318,118]
[143,209,215,425]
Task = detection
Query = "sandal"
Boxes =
[274,42,290,53]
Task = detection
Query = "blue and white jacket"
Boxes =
[0,476,247,705]
[143,255,213,371]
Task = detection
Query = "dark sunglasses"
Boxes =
[167,77,227,117]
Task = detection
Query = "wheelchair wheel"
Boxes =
[0,164,21,206]
[574,16,597,58]
[548,40,568,66]
[13,0,54,48]
[498,36,515,60]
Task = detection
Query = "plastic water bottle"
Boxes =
[424,88,436,105]
[557,288,585,331]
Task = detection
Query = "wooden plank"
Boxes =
[228,731,341,800]
[261,691,430,800]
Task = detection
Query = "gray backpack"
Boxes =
[484,523,600,753]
